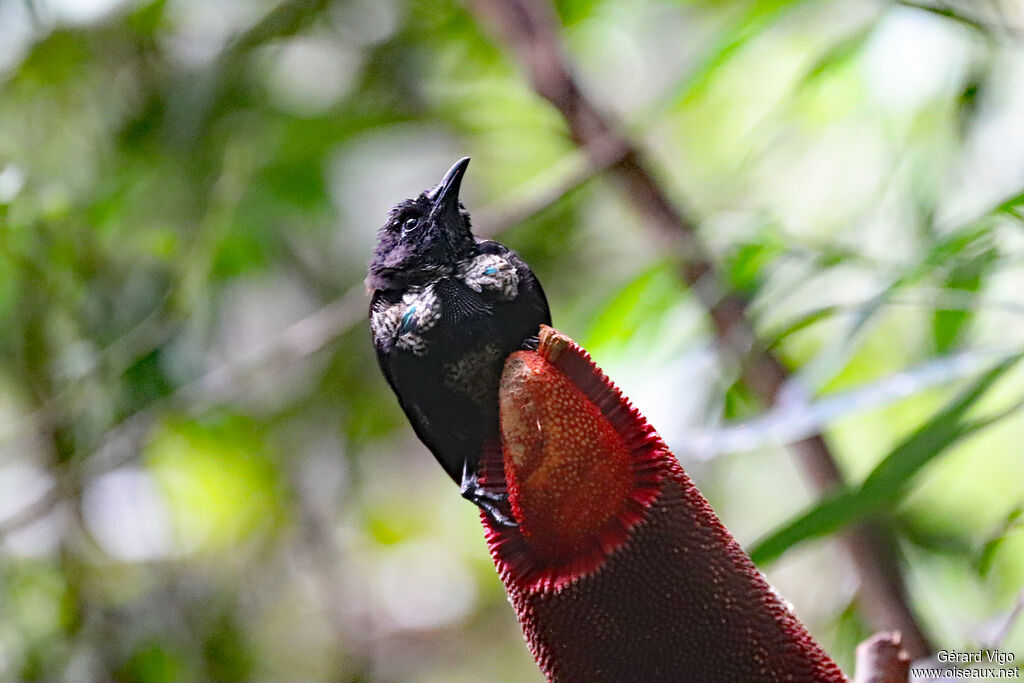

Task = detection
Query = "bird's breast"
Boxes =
[441,342,505,404]
[371,283,443,356]
[372,252,521,357]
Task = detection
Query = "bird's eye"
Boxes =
[402,217,419,234]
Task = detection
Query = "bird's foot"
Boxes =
[461,465,517,527]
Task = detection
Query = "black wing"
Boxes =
[475,238,552,335]
[370,288,466,482]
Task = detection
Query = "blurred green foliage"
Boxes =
[0,0,1023,680]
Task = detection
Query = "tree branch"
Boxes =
[895,0,1024,41]
[853,632,911,683]
[0,286,367,540]
[466,0,932,658]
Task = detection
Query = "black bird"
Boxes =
[367,157,551,524]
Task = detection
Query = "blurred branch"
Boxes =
[750,363,1024,566]
[766,288,1024,348]
[20,0,40,26]
[684,345,1020,460]
[466,0,933,658]
[853,632,911,683]
[895,0,1024,40]
[475,133,629,236]
[0,141,257,465]
[225,0,333,57]
[88,285,369,471]
[287,458,374,680]
[0,286,367,541]
[0,473,66,539]
[993,590,1024,650]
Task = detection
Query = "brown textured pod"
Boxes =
[480,326,847,682]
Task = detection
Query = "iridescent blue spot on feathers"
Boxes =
[399,306,418,334]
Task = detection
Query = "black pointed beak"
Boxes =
[428,157,470,224]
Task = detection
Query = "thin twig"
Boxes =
[683,345,1020,460]
[475,132,630,236]
[0,286,367,540]
[466,0,933,658]
[895,0,1024,41]
[992,590,1024,650]
[0,477,67,539]
[853,632,911,683]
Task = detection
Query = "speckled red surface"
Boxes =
[481,328,847,682]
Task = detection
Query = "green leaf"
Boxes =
[749,356,1023,565]
[633,0,818,123]
[796,23,875,89]
[723,379,759,421]
[799,222,994,393]
[124,0,169,37]
[766,304,841,348]
[996,189,1024,218]
[724,234,785,296]
[977,506,1023,578]
[932,244,998,353]
[583,261,684,351]
[117,640,188,683]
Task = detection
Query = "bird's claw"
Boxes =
[471,495,518,528]
[461,464,518,527]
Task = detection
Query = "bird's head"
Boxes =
[367,157,475,291]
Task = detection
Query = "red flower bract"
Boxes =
[500,351,638,564]
[479,326,847,682]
